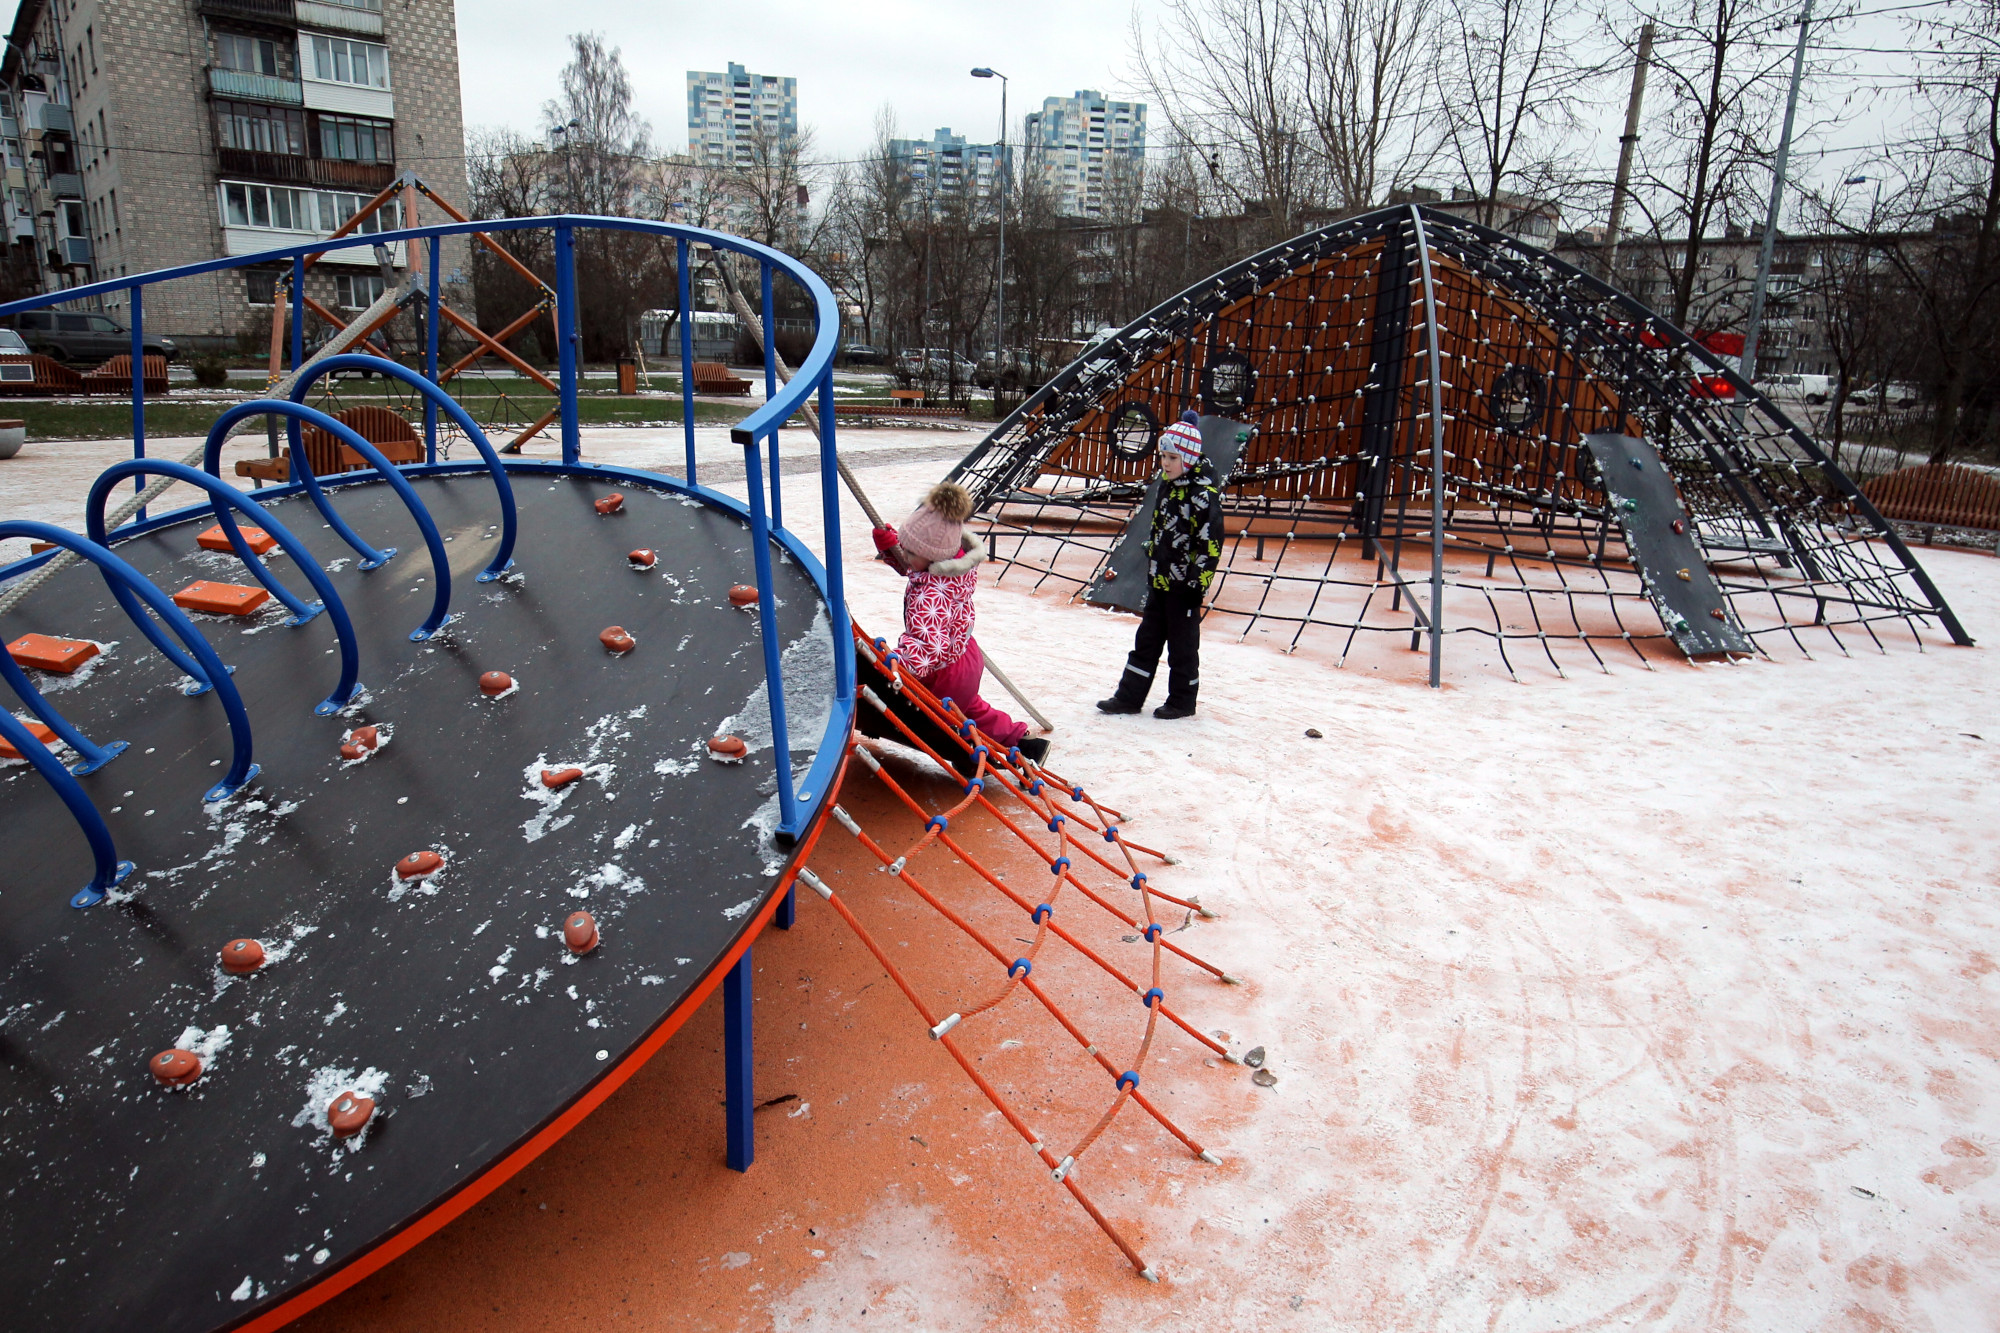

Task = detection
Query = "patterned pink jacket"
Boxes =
[893,533,987,678]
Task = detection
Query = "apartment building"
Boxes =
[685,62,796,168]
[885,127,1006,211]
[0,0,469,344]
[1022,90,1145,219]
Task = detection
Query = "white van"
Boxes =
[1754,373,1836,405]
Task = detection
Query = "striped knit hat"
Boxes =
[1159,418,1204,467]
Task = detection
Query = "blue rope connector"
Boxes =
[1070,785,1085,802]
[1117,1070,1140,1091]
[926,815,948,833]
[1007,745,1021,763]
[1050,856,1070,876]
[939,696,954,710]
[1009,957,1032,978]
[959,720,974,738]
[885,650,902,666]
[1047,815,1065,832]
[964,777,984,794]
[1131,872,1148,890]
[1142,987,1164,1009]
[873,636,887,651]
[1029,779,1045,796]
[1144,923,1164,942]
[1031,903,1053,923]
[1103,825,1120,842]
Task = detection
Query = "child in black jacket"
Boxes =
[1098,413,1223,719]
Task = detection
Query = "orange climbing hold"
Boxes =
[0,718,57,761]
[7,633,98,674]
[628,548,657,569]
[171,580,270,617]
[599,626,636,654]
[150,1049,203,1088]
[196,525,278,555]
[728,584,758,607]
[594,493,625,515]
[707,735,747,759]
[563,910,599,954]
[220,938,266,974]
[478,671,515,696]
[541,767,584,789]
[395,850,443,880]
[327,1091,375,1137]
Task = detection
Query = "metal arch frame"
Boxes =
[84,459,364,716]
[0,520,259,806]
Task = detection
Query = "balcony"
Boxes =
[208,68,304,105]
[34,102,72,135]
[196,0,298,25]
[59,236,91,266]
[48,171,82,198]
[216,146,396,190]
[295,0,383,36]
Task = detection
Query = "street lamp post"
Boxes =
[972,67,1007,404]
[550,119,581,211]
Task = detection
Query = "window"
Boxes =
[60,199,84,237]
[314,114,393,163]
[335,273,385,308]
[246,269,279,305]
[85,25,95,73]
[221,180,401,233]
[309,36,390,89]
[217,33,282,76]
[97,108,106,160]
[217,100,305,155]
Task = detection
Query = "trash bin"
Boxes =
[615,356,637,396]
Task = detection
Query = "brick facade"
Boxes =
[3,0,470,346]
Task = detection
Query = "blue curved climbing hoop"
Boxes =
[85,460,363,715]
[203,400,455,641]
[287,354,519,583]
[0,708,134,908]
[0,520,258,802]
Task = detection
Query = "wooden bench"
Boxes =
[80,354,170,395]
[234,405,423,483]
[889,387,928,404]
[0,353,84,396]
[1861,462,2000,528]
[832,403,968,421]
[691,361,752,396]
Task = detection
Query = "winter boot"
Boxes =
[1096,697,1142,714]
[1152,702,1196,720]
[1016,736,1051,764]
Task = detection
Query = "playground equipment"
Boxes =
[951,205,1970,685]
[0,214,855,1332]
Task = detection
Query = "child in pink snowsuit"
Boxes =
[873,482,1042,759]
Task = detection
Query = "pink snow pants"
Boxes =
[915,637,1028,748]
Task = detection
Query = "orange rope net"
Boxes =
[796,623,1246,1279]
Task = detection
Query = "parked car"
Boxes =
[1859,380,1924,409]
[3,310,177,363]
[1752,372,1836,405]
[894,348,975,388]
[840,342,888,367]
[974,347,1058,392]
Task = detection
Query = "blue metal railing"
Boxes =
[0,213,855,900]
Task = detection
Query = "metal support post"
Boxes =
[762,262,781,527]
[554,221,581,466]
[425,236,441,464]
[287,255,305,461]
[1739,0,1814,397]
[128,286,144,519]
[1410,207,1447,689]
[741,430,799,834]
[817,371,855,703]
[677,238,697,485]
[724,947,754,1171]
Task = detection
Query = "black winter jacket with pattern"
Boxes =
[1145,456,1224,593]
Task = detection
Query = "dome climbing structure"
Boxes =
[950,205,1970,684]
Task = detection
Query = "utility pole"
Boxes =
[973,67,1008,404]
[1604,21,1654,286]
[1738,0,1812,392]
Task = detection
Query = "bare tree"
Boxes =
[1299,0,1441,212]
[541,33,652,216]
[1433,0,1591,225]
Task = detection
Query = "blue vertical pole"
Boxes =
[676,238,696,484]
[761,262,781,528]
[818,370,855,703]
[723,947,754,1171]
[425,235,441,465]
[555,221,580,467]
[741,432,799,834]
[129,286,145,521]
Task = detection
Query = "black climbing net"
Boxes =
[949,206,1968,681]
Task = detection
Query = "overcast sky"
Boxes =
[457,0,1143,165]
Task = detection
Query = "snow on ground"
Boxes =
[7,428,1996,1330]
